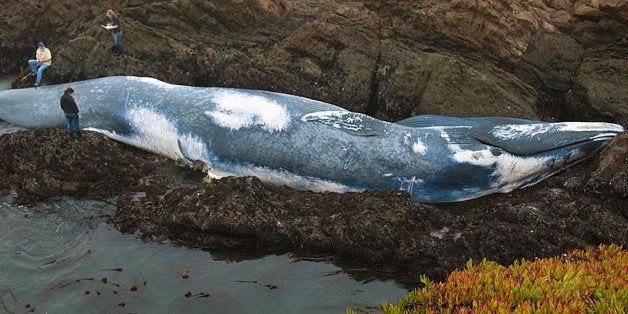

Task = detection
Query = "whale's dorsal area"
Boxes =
[0,76,624,202]
[396,114,539,127]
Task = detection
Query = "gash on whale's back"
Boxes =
[0,76,624,202]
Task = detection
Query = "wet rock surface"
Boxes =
[0,128,172,205]
[1,128,625,286]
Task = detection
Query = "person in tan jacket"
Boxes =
[27,42,52,86]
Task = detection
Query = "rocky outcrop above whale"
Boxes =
[0,0,625,124]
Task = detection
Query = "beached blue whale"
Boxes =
[0,76,624,202]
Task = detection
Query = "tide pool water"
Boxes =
[0,195,408,313]
[0,76,25,135]
[0,75,15,91]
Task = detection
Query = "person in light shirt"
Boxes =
[27,41,52,87]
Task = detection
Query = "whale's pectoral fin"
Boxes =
[301,111,386,136]
[176,139,210,173]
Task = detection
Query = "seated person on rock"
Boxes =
[27,42,52,87]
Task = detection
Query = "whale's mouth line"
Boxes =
[472,132,619,157]
[590,133,621,141]
[541,134,618,155]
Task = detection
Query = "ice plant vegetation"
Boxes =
[373,244,626,313]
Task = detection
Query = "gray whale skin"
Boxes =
[0,76,624,202]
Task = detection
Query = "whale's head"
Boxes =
[486,122,622,152]
[447,121,624,201]
[395,116,625,202]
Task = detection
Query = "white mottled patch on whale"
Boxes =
[412,139,427,155]
[491,124,553,139]
[556,122,626,133]
[402,132,427,155]
[403,133,426,154]
[449,144,553,192]
[224,162,360,194]
[301,111,357,130]
[206,91,290,132]
[125,106,183,158]
[87,106,183,161]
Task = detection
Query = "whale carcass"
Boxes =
[0,76,623,202]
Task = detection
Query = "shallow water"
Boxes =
[0,75,15,91]
[0,195,407,313]
[0,76,26,135]
[0,77,409,313]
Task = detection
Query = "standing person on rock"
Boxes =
[27,42,52,87]
[60,88,82,138]
[104,9,124,58]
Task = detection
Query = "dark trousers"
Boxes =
[65,113,80,133]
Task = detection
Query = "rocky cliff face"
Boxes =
[1,0,626,123]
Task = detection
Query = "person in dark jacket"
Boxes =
[60,87,82,138]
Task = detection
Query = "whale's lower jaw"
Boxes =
[406,136,619,203]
